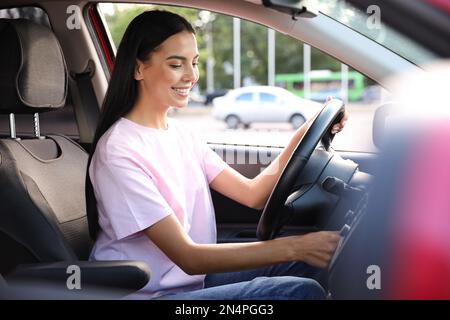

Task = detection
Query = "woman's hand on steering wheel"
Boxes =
[257,99,347,240]
[326,96,349,134]
[303,96,349,135]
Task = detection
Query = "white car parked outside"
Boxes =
[212,86,322,129]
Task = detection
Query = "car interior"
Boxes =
[0,0,447,299]
[0,17,150,297]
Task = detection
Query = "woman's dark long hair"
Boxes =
[86,10,195,240]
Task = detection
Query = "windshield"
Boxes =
[304,0,437,65]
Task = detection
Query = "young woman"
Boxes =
[86,10,347,300]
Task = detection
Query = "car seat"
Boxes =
[0,18,150,298]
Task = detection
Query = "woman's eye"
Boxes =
[192,62,199,67]
[170,64,182,69]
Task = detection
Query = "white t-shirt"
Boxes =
[89,117,228,299]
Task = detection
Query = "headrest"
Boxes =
[0,19,67,114]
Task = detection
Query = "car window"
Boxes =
[236,93,253,102]
[306,0,436,65]
[260,93,277,103]
[97,3,385,152]
[0,6,79,140]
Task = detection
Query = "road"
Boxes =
[169,103,378,152]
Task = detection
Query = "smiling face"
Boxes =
[134,31,199,110]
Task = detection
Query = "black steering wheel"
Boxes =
[256,99,346,240]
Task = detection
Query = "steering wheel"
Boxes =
[256,99,346,240]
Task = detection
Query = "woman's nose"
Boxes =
[184,65,198,83]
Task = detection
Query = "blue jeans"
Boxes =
[155,261,327,300]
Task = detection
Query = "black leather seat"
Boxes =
[0,19,149,298]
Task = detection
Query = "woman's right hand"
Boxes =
[290,231,341,268]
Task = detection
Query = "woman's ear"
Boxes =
[134,59,145,81]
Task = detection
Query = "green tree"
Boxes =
[241,20,267,86]
[276,33,303,74]
[104,4,147,47]
[211,14,233,90]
